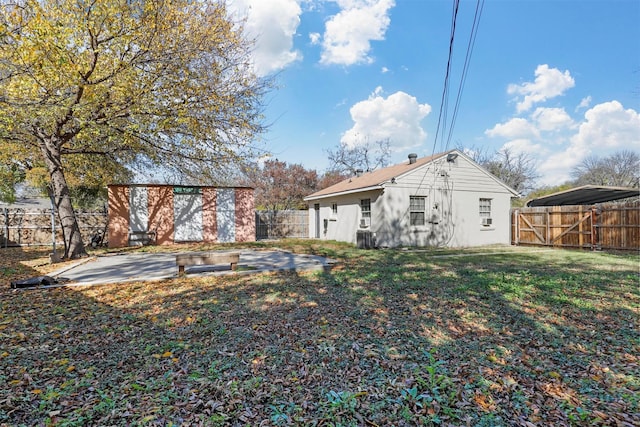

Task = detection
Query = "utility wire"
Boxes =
[444,0,485,151]
[429,0,460,159]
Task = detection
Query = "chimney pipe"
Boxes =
[355,169,363,177]
[408,153,417,164]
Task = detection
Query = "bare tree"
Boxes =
[461,146,540,194]
[571,150,640,187]
[325,138,391,175]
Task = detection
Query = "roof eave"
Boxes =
[304,185,384,202]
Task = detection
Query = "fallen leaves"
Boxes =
[1,243,639,425]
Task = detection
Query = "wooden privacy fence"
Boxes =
[511,201,640,251]
[1,208,107,248]
[255,210,308,240]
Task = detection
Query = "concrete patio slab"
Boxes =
[50,250,335,286]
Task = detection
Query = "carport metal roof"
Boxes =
[526,185,640,207]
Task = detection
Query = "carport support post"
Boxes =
[590,206,598,251]
[513,209,520,246]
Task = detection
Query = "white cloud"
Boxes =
[341,87,431,152]
[531,107,574,132]
[537,143,591,185]
[319,0,395,66]
[507,64,575,113]
[309,32,321,45]
[501,139,544,155]
[485,118,539,139]
[229,0,303,76]
[381,66,389,73]
[576,96,592,111]
[505,101,640,186]
[570,100,640,151]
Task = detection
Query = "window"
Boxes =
[360,199,371,227]
[331,203,338,215]
[479,198,491,217]
[479,198,492,226]
[409,196,426,226]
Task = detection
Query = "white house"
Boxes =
[304,150,520,248]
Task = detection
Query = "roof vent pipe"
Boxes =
[355,169,363,177]
[408,153,417,164]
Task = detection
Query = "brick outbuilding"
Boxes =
[107,184,255,248]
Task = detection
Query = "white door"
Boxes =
[174,192,203,241]
[217,189,236,243]
[129,186,148,232]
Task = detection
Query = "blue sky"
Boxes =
[229,0,640,186]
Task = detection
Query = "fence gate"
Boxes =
[512,202,639,251]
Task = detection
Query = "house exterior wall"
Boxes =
[308,155,515,248]
[307,189,382,244]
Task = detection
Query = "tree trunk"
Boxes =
[40,138,87,259]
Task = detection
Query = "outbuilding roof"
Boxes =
[526,185,640,207]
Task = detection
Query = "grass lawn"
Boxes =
[0,240,638,426]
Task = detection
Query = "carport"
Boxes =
[513,185,639,251]
[526,185,640,207]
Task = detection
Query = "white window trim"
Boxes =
[360,199,371,228]
[479,198,493,228]
[409,196,426,226]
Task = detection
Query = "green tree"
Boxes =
[244,159,319,211]
[0,0,269,258]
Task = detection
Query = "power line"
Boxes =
[429,0,460,159]
[444,0,485,151]
[430,0,485,156]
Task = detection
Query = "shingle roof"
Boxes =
[305,152,447,201]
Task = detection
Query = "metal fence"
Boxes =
[1,208,309,247]
[1,208,107,248]
[255,210,309,240]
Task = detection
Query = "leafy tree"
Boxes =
[245,159,318,212]
[0,163,24,203]
[571,150,640,188]
[243,159,319,237]
[325,138,391,175]
[317,169,350,190]
[0,0,269,258]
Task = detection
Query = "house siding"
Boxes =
[307,152,517,248]
[307,190,382,244]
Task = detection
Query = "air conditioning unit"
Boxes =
[360,218,370,228]
[356,230,374,249]
[482,217,493,226]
